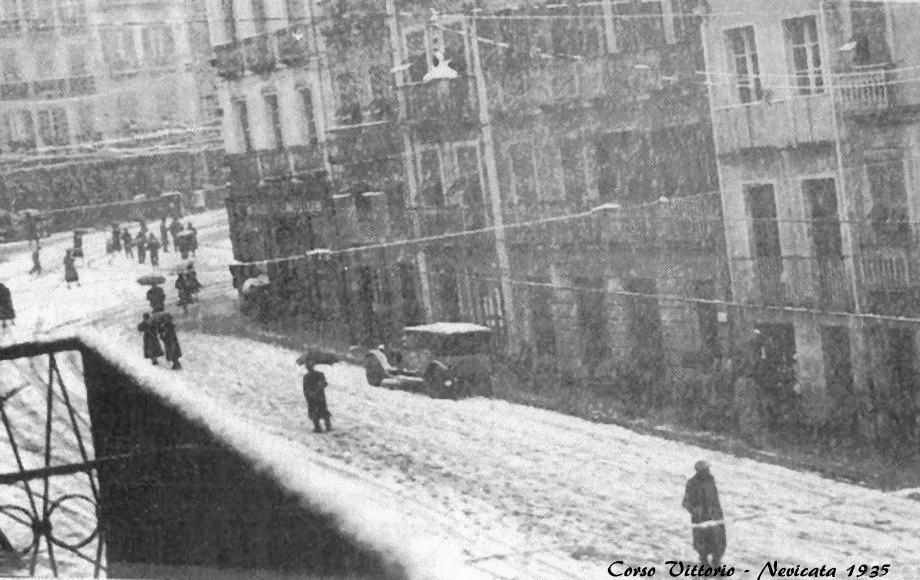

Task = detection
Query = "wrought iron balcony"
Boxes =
[861,246,914,292]
[836,64,893,114]
[713,95,834,153]
[402,77,475,126]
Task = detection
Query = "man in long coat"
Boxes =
[682,460,726,568]
[156,313,182,370]
[0,282,14,329]
[303,365,332,432]
[121,229,133,258]
[147,233,161,267]
[63,249,79,289]
[135,231,147,264]
[137,313,163,365]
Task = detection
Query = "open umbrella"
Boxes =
[241,274,270,294]
[296,348,341,367]
[137,274,167,286]
[172,261,194,275]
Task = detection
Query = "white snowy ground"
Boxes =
[2,210,920,578]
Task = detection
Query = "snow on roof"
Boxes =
[404,322,491,334]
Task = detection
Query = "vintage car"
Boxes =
[363,322,494,399]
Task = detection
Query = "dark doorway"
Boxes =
[821,325,856,433]
[755,322,797,427]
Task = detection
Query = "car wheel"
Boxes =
[365,354,385,387]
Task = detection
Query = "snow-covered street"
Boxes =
[2,211,920,578]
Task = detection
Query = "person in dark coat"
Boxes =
[303,365,332,432]
[185,264,201,299]
[682,460,726,568]
[137,313,163,365]
[156,313,182,370]
[0,282,14,329]
[146,283,166,313]
[186,223,198,257]
[111,224,122,252]
[121,229,133,258]
[176,273,192,312]
[29,243,41,275]
[169,217,181,248]
[72,230,84,259]
[177,232,190,260]
[63,249,79,289]
[159,217,170,253]
[147,233,161,267]
[135,231,147,264]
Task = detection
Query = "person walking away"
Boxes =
[146,283,166,313]
[177,230,190,260]
[0,282,15,329]
[135,231,147,265]
[29,243,42,275]
[63,249,79,289]
[175,272,192,313]
[159,217,170,253]
[137,313,163,365]
[187,222,198,258]
[156,313,182,369]
[185,264,202,301]
[682,460,726,569]
[111,224,122,252]
[121,229,133,258]
[303,365,332,432]
[169,216,181,249]
[147,233,161,267]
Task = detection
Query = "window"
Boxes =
[37,107,69,146]
[335,72,361,124]
[508,142,537,203]
[265,94,284,150]
[611,0,665,53]
[575,276,608,371]
[368,63,390,121]
[850,1,890,66]
[285,0,306,22]
[74,102,96,142]
[695,280,721,361]
[549,3,604,56]
[726,26,763,103]
[785,16,823,95]
[453,144,483,206]
[745,184,781,258]
[418,148,444,207]
[803,178,842,258]
[115,93,138,136]
[58,0,87,26]
[867,158,908,216]
[234,99,252,152]
[298,87,317,146]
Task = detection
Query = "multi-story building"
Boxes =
[0,0,221,215]
[214,0,729,381]
[703,0,920,438]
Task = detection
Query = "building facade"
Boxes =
[0,0,221,215]
[703,0,920,439]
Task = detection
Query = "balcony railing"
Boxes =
[402,77,475,125]
[740,256,854,309]
[257,149,291,181]
[0,81,31,100]
[713,95,834,153]
[861,246,913,292]
[32,78,68,99]
[214,23,309,80]
[327,121,399,165]
[836,64,893,114]
[68,75,95,96]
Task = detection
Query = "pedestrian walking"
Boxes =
[147,233,161,267]
[682,460,726,569]
[186,222,198,258]
[159,217,170,253]
[185,263,201,300]
[146,283,166,313]
[63,249,79,289]
[72,230,84,260]
[303,365,332,432]
[156,313,182,370]
[0,282,15,329]
[111,224,122,252]
[169,216,181,248]
[137,313,163,366]
[29,243,42,275]
[121,229,133,258]
[135,231,147,265]
[176,272,192,312]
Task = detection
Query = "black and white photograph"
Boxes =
[0,0,918,577]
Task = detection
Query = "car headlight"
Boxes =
[445,380,453,387]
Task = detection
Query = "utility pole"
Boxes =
[469,9,516,348]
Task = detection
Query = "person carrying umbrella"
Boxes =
[63,248,79,289]
[137,312,163,366]
[155,312,182,370]
[29,242,41,275]
[159,217,170,253]
[303,364,332,433]
[121,228,133,258]
[0,282,14,329]
[135,230,147,264]
[147,232,161,267]
[145,281,166,312]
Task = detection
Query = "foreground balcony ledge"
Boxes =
[713,94,835,153]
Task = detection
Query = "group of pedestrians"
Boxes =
[137,311,182,370]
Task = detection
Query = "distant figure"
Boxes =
[159,217,170,253]
[0,282,14,329]
[72,230,84,259]
[175,272,192,312]
[185,263,202,299]
[135,231,147,264]
[24,212,38,245]
[177,230,190,260]
[147,233,161,267]
[146,283,166,313]
[111,224,122,252]
[156,313,182,370]
[186,222,198,258]
[29,243,42,275]
[63,249,79,289]
[682,460,726,569]
[138,220,148,235]
[137,313,163,366]
[169,216,181,248]
[303,365,332,432]
[121,229,133,258]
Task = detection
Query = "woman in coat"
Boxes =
[0,282,14,329]
[157,313,182,370]
[175,273,192,312]
[111,224,122,252]
[135,231,147,264]
[682,460,726,568]
[63,249,79,289]
[137,313,163,365]
[303,365,332,432]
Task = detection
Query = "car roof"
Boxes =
[403,322,492,335]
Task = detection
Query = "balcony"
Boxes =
[213,43,245,79]
[226,152,260,191]
[257,149,291,181]
[0,81,31,100]
[836,64,893,115]
[327,121,399,166]
[714,95,834,154]
[861,246,914,292]
[402,77,475,127]
[288,145,323,175]
[241,34,277,75]
[32,78,68,99]
[276,23,310,67]
[740,256,853,310]
[68,75,95,96]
